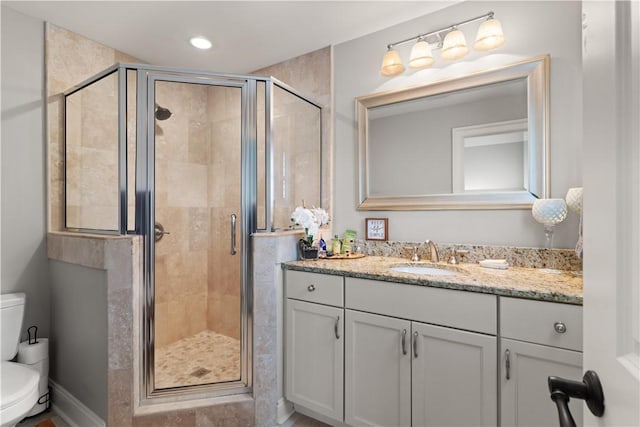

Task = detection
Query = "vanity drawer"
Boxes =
[285,270,344,307]
[500,297,582,351]
[345,277,497,334]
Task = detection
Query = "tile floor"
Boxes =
[154,329,241,389]
[285,412,332,427]
[18,331,328,427]
[17,409,70,427]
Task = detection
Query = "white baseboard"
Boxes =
[49,380,105,427]
[276,397,294,425]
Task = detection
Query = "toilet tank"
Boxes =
[1,293,26,361]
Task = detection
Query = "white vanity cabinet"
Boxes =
[284,270,345,423]
[345,278,497,427]
[499,297,583,427]
[344,310,411,427]
[283,269,583,427]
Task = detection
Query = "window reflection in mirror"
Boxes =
[368,79,527,197]
[452,118,528,193]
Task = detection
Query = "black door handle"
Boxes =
[548,370,605,427]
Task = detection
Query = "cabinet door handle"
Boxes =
[554,322,567,334]
[413,331,419,358]
[401,329,407,355]
[334,316,340,339]
[307,284,316,292]
[505,349,511,380]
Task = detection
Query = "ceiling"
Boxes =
[4,1,457,73]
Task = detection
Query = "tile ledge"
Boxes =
[133,393,253,416]
[48,231,134,240]
[252,229,304,238]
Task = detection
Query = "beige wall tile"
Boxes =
[167,162,208,208]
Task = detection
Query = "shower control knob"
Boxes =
[154,222,170,242]
[554,322,567,334]
[307,284,316,292]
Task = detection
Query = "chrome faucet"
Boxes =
[425,240,439,263]
[411,247,420,262]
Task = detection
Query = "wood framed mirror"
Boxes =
[356,55,549,210]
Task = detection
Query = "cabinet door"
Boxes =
[412,322,497,427]
[501,338,582,427]
[285,299,343,422]
[345,310,411,427]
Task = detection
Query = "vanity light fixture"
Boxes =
[381,47,405,76]
[440,28,469,60]
[189,36,212,50]
[474,16,506,51]
[408,37,435,68]
[379,11,505,76]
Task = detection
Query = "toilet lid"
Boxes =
[1,362,39,411]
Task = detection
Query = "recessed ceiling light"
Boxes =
[189,36,212,50]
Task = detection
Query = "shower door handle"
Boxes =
[230,214,237,255]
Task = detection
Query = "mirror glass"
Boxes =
[356,56,549,210]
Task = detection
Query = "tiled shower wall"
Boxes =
[64,73,119,230]
[153,81,210,347]
[46,24,139,232]
[154,81,244,345]
[253,47,333,229]
[205,86,242,339]
[271,85,322,229]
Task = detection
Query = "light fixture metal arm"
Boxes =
[387,11,495,49]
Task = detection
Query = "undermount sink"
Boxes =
[390,265,458,276]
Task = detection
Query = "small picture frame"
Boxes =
[365,218,388,241]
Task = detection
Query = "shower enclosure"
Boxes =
[63,63,322,402]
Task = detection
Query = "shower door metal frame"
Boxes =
[60,61,325,408]
[62,65,128,235]
[136,69,256,404]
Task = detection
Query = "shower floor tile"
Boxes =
[155,330,240,389]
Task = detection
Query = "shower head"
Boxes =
[155,105,172,121]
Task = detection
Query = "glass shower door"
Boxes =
[150,78,244,391]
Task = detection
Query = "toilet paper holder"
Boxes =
[27,325,39,344]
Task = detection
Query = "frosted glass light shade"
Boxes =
[532,199,568,226]
[441,29,469,60]
[409,40,435,69]
[565,187,583,214]
[380,48,405,76]
[474,18,505,51]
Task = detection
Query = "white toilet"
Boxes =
[1,293,40,427]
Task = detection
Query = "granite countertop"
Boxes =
[283,256,583,305]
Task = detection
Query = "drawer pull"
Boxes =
[334,316,340,339]
[413,331,419,358]
[307,284,316,292]
[401,329,407,355]
[505,349,511,380]
[554,322,567,334]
